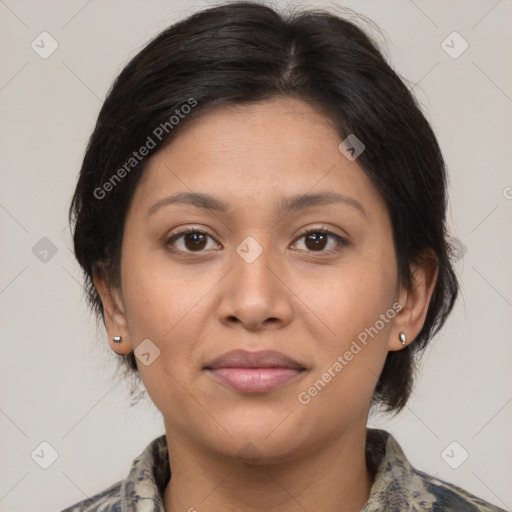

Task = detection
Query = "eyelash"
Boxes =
[165,226,349,255]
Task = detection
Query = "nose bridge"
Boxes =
[217,231,292,329]
[232,233,277,293]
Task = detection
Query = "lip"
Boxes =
[204,350,307,393]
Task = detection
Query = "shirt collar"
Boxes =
[120,432,169,511]
[362,429,437,511]
[118,428,436,512]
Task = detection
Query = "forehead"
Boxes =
[128,97,386,221]
[173,97,338,159]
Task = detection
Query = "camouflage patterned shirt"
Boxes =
[60,428,506,511]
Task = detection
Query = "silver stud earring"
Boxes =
[399,332,407,345]
[112,336,123,343]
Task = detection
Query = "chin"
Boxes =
[208,413,309,459]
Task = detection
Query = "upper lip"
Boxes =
[204,350,305,370]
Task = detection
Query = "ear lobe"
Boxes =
[92,263,133,355]
[388,250,439,351]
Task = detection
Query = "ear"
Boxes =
[92,263,133,355]
[388,249,439,351]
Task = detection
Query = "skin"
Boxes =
[94,97,438,512]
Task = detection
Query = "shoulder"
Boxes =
[59,434,169,512]
[59,480,122,512]
[416,469,507,512]
[363,429,506,512]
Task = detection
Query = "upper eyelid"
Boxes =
[295,225,347,239]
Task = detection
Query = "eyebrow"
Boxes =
[147,191,367,218]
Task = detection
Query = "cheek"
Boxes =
[292,248,396,406]
[295,251,397,348]
[295,286,393,424]
[119,250,210,371]
[120,263,206,410]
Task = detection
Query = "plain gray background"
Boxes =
[0,1,511,511]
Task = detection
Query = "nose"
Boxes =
[216,236,293,331]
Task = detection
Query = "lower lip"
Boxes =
[207,367,305,393]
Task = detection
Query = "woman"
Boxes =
[61,2,505,511]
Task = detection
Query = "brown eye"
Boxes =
[167,229,218,252]
[293,229,347,253]
[304,232,328,251]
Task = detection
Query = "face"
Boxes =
[97,97,432,463]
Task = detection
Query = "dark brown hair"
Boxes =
[69,1,459,413]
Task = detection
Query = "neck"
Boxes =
[163,419,374,512]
